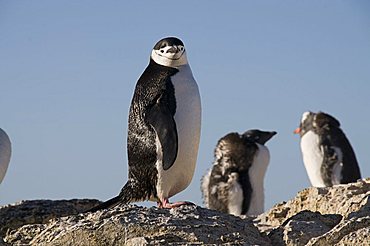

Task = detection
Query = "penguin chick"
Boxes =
[201,129,276,216]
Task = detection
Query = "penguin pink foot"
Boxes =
[157,198,194,209]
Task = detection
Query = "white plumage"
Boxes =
[0,128,11,184]
[155,64,201,202]
[247,143,270,216]
[300,131,326,187]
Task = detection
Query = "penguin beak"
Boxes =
[293,127,301,134]
[167,46,178,53]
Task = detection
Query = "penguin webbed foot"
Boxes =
[157,198,194,208]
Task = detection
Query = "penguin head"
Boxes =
[294,111,315,136]
[151,37,188,68]
[242,129,277,145]
[294,111,341,136]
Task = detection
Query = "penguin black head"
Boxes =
[242,129,277,145]
[294,111,341,136]
[151,37,188,68]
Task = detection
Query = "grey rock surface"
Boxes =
[4,204,270,245]
[255,178,370,245]
[268,210,342,246]
[256,178,370,233]
[1,178,369,245]
[306,197,370,246]
[0,199,101,238]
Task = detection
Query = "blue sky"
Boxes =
[1,1,370,211]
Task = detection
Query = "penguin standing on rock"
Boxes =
[88,37,201,212]
[0,128,11,184]
[294,111,361,187]
[201,129,276,216]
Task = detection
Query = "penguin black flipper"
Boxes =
[238,169,252,215]
[147,98,178,170]
[320,137,340,186]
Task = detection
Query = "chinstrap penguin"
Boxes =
[0,128,11,184]
[88,37,201,212]
[201,129,276,216]
[294,111,361,187]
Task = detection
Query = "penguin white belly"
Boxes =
[248,144,270,216]
[0,129,11,184]
[156,65,201,200]
[300,131,325,187]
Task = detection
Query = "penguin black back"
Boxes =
[314,112,361,185]
[126,61,179,201]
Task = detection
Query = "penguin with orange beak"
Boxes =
[294,111,361,187]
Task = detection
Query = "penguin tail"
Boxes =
[85,195,122,213]
[85,181,135,213]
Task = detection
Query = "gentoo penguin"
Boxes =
[294,111,361,187]
[201,129,276,216]
[88,37,201,212]
[0,128,11,184]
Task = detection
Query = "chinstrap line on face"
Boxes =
[151,37,189,67]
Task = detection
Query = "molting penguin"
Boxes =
[201,129,276,216]
[88,37,201,212]
[294,111,361,187]
[0,128,11,184]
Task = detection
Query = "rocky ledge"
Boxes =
[1,178,369,245]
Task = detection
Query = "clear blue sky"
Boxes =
[1,1,370,211]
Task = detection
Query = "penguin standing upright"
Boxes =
[201,129,276,216]
[294,111,361,187]
[0,128,11,184]
[89,37,201,212]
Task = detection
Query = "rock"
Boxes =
[1,178,369,245]
[254,178,370,245]
[3,204,270,245]
[306,197,370,246]
[256,178,370,233]
[268,210,342,246]
[0,199,101,238]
